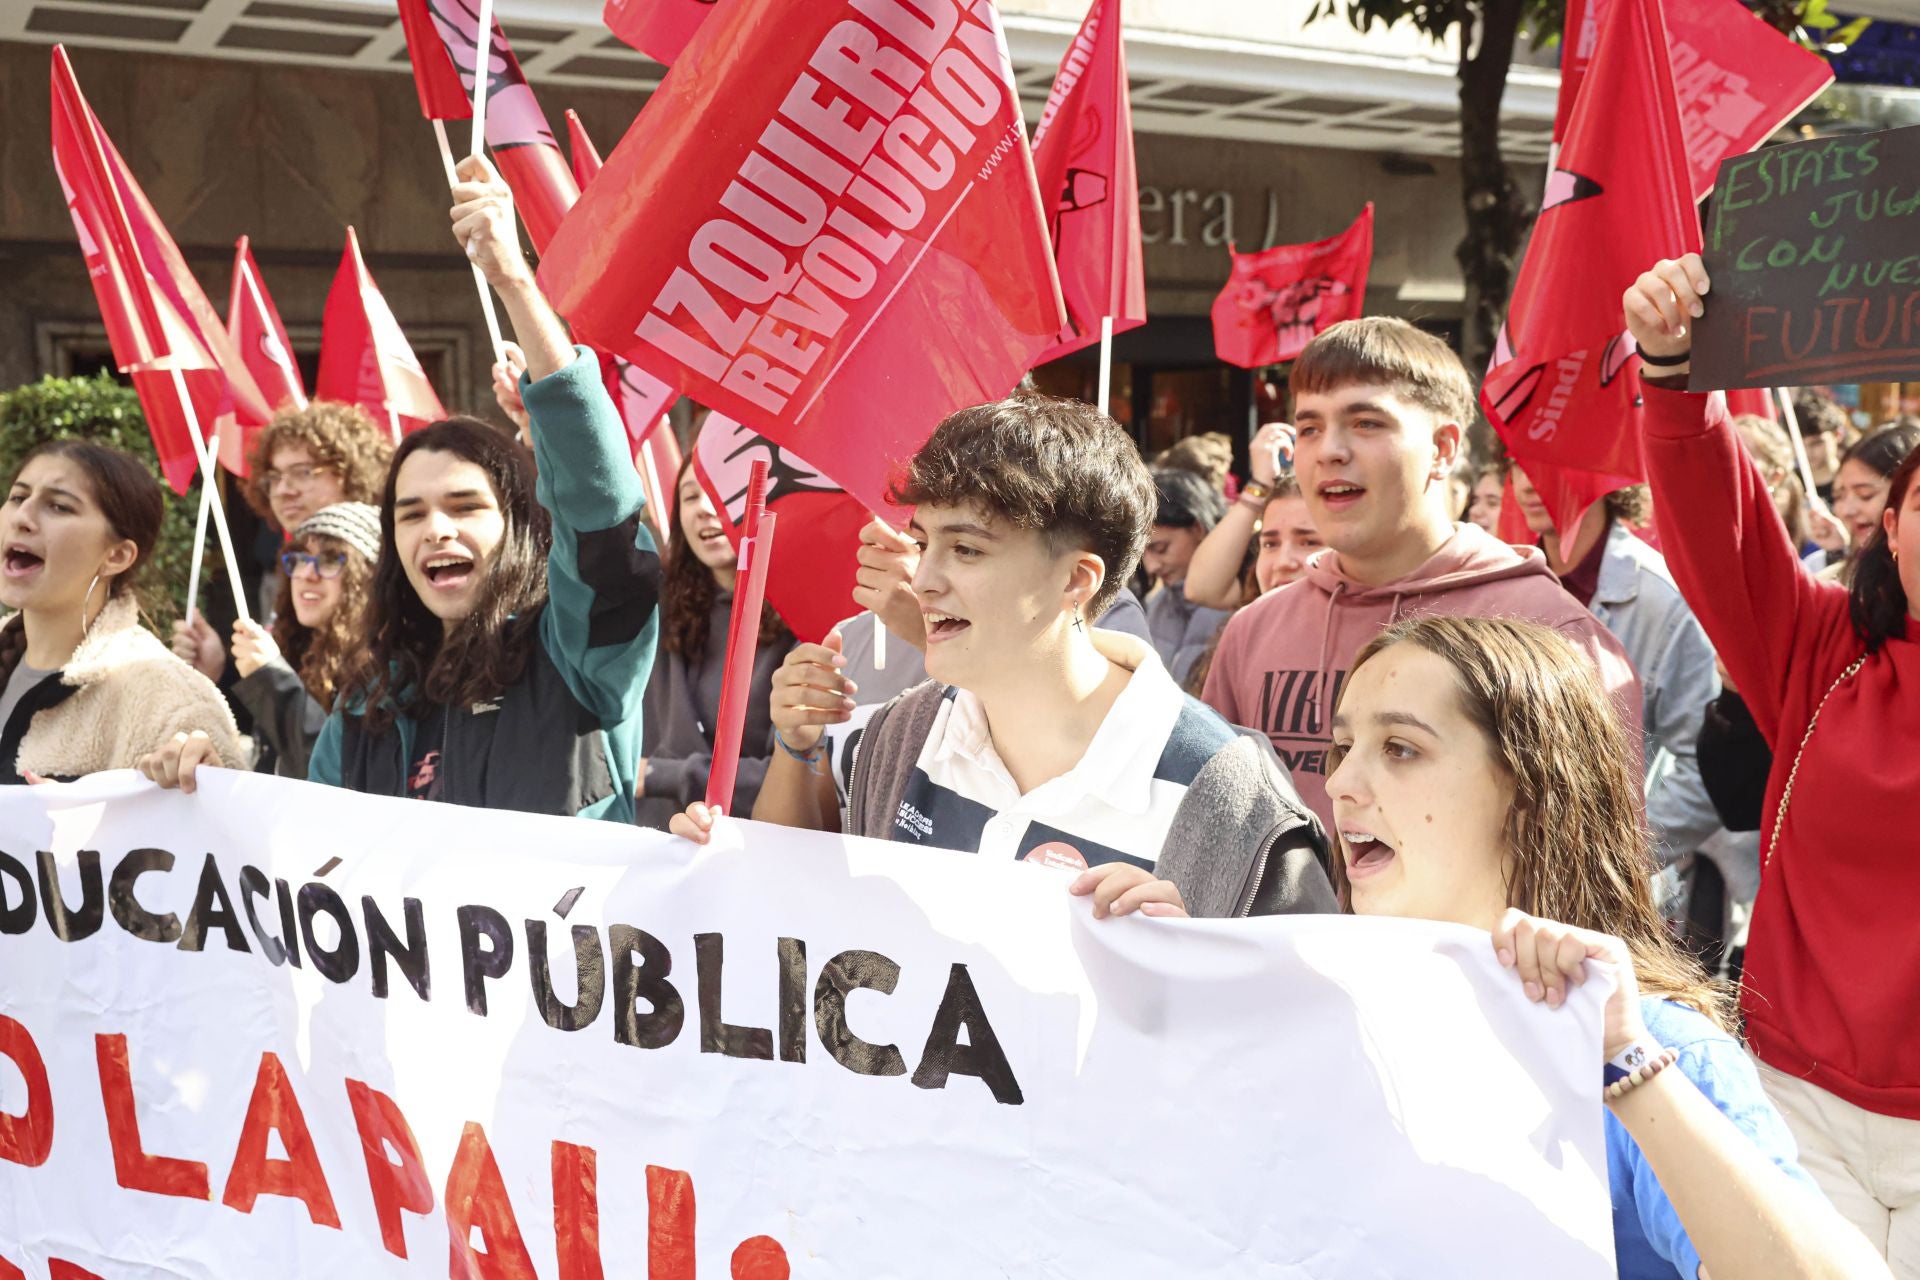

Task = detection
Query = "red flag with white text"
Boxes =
[315,227,446,441]
[395,0,581,253]
[602,0,714,66]
[1210,205,1372,369]
[694,414,868,643]
[570,107,683,528]
[1555,0,1830,198]
[1028,0,1145,363]
[50,46,272,494]
[226,235,308,470]
[1481,0,1699,540]
[539,0,1067,519]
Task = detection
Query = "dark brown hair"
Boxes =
[243,401,394,530]
[1289,317,1476,427]
[1328,615,1733,1029]
[354,419,549,732]
[271,531,375,710]
[661,453,789,666]
[1850,438,1920,654]
[0,440,166,681]
[891,395,1154,617]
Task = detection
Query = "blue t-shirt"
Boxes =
[1608,998,1817,1278]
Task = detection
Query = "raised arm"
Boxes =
[450,154,661,728]
[1186,423,1292,610]
[1624,256,1853,740]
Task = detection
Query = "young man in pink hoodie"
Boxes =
[1201,317,1642,834]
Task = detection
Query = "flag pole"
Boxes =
[469,0,496,159]
[1096,315,1114,418]
[169,368,253,626]
[183,431,217,629]
[1773,387,1831,519]
[386,406,403,444]
[432,120,508,366]
[706,510,778,814]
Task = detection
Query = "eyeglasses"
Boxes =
[280,550,351,579]
[264,463,333,490]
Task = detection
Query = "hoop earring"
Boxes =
[80,573,103,641]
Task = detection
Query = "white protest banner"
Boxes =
[0,771,1617,1277]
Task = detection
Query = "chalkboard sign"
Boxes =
[1691,125,1920,392]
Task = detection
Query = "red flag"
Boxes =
[1726,387,1777,421]
[1555,0,1830,198]
[315,227,446,441]
[1028,0,1145,363]
[1210,205,1373,369]
[566,109,603,190]
[226,236,308,465]
[540,0,1067,520]
[694,414,869,644]
[395,0,581,253]
[1481,0,1699,540]
[602,0,713,66]
[49,46,272,494]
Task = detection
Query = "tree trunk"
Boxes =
[1454,0,1533,378]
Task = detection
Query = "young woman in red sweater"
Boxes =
[1626,254,1920,1268]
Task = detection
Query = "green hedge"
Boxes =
[0,374,211,632]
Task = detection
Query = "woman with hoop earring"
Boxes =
[0,440,241,783]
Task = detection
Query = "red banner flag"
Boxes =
[395,0,581,253]
[1028,0,1145,363]
[1481,0,1698,540]
[1556,0,1830,198]
[226,236,308,465]
[315,227,446,441]
[1210,205,1373,369]
[602,0,713,66]
[694,413,869,644]
[565,108,603,190]
[49,46,273,494]
[540,0,1066,519]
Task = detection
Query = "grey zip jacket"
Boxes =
[845,680,1336,918]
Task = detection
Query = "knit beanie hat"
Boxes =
[293,502,382,565]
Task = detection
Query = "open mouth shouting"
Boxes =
[1341,827,1397,879]
[2,543,45,581]
[419,549,477,594]
[1317,480,1367,512]
[922,610,971,643]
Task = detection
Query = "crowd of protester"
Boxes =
[2,161,1911,1276]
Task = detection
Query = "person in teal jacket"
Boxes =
[141,155,659,822]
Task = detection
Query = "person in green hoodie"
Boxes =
[140,155,661,822]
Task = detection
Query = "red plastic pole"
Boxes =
[705,508,777,813]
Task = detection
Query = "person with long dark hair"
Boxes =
[226,502,380,778]
[0,440,241,781]
[1626,254,1920,1267]
[143,156,660,819]
[634,453,794,830]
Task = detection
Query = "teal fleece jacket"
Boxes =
[309,347,661,822]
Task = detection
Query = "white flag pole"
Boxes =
[168,368,253,625]
[1096,315,1115,418]
[873,610,888,671]
[386,406,403,445]
[183,431,217,629]
[1774,387,1834,521]
[469,0,496,159]
[433,119,507,366]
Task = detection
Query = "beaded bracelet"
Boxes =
[1603,1046,1679,1103]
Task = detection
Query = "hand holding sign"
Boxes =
[1624,254,1712,358]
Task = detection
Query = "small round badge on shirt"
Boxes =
[1023,842,1088,871]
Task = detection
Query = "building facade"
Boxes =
[0,0,1556,450]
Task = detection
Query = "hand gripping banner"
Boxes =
[0,772,1619,1277]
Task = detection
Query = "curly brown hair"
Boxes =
[1328,615,1733,1030]
[243,401,394,529]
[662,453,789,665]
[270,532,375,710]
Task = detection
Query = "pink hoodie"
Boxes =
[1201,521,1643,834]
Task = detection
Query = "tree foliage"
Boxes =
[0,374,210,632]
